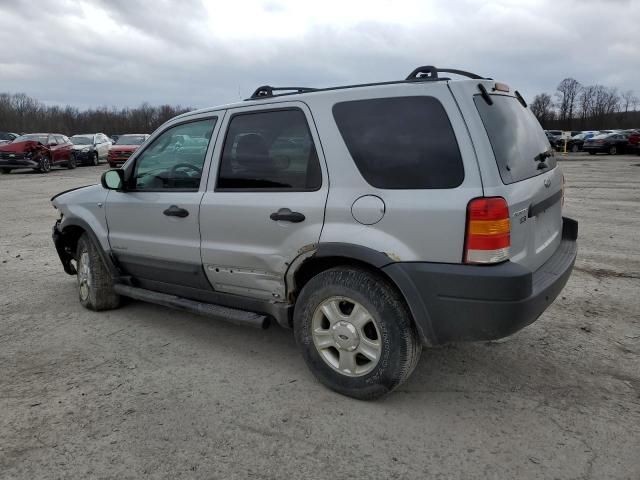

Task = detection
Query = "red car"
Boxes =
[107,134,149,168]
[0,133,75,174]
[627,131,640,155]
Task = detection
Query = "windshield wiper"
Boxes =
[534,150,552,163]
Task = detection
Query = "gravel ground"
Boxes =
[1,154,639,479]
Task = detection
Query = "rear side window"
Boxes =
[217,109,321,191]
[332,96,464,189]
[475,95,556,184]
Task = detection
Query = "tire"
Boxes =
[589,151,596,155]
[609,146,617,155]
[91,152,99,166]
[294,267,422,400]
[37,154,52,173]
[67,154,77,169]
[1,168,10,174]
[76,233,120,311]
[571,144,579,153]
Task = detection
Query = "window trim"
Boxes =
[125,116,218,193]
[214,106,323,193]
[331,95,465,190]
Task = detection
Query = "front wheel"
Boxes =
[67,154,77,169]
[76,233,121,311]
[91,152,99,166]
[571,144,579,153]
[609,146,617,155]
[294,267,422,400]
[37,155,52,173]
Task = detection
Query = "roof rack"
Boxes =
[248,85,317,100]
[405,66,486,81]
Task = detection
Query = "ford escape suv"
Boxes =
[51,66,578,399]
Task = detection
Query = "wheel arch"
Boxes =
[288,243,436,345]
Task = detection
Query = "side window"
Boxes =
[217,109,321,190]
[333,96,465,189]
[58,135,68,144]
[132,118,217,191]
[48,135,58,145]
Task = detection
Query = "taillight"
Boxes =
[464,197,511,264]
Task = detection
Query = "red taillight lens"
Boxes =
[464,197,511,264]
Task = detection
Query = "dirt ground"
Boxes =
[1,154,639,480]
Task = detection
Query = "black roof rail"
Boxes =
[248,85,317,100]
[406,66,486,81]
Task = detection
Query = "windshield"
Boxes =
[116,135,146,145]
[475,95,556,184]
[71,136,93,145]
[14,134,48,143]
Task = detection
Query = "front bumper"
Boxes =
[384,217,578,344]
[52,220,77,275]
[0,158,38,169]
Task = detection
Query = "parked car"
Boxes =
[107,134,149,168]
[583,133,629,155]
[565,132,595,152]
[69,133,112,166]
[545,131,562,150]
[627,131,640,154]
[0,132,19,145]
[0,133,74,173]
[51,66,578,399]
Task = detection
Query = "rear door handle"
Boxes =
[270,208,305,223]
[163,205,189,218]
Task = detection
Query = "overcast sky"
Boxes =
[0,0,637,109]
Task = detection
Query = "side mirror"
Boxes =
[101,169,125,190]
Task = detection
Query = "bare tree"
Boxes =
[530,93,555,127]
[556,78,582,130]
[621,90,638,114]
[0,92,191,135]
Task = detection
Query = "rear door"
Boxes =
[450,81,564,271]
[199,102,328,301]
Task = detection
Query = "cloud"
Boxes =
[0,0,637,109]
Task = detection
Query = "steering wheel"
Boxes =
[170,163,202,177]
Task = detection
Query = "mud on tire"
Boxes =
[294,267,422,400]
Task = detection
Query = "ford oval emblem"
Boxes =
[544,178,551,188]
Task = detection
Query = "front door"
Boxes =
[106,115,221,289]
[200,103,328,300]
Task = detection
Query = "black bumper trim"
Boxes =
[383,217,578,344]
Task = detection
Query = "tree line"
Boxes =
[0,92,192,136]
[530,78,639,130]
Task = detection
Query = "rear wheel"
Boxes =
[609,145,617,155]
[571,144,579,152]
[37,155,51,173]
[294,267,422,400]
[91,152,99,166]
[67,154,77,169]
[76,233,120,311]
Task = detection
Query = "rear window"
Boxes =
[475,95,556,184]
[332,96,464,189]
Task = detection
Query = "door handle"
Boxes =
[270,208,305,223]
[163,205,189,217]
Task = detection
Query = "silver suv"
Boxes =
[51,66,578,399]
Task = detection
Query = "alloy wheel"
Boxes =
[311,296,382,377]
[78,251,91,301]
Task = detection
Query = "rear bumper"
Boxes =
[384,217,578,344]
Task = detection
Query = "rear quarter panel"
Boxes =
[306,82,483,263]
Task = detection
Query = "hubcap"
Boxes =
[311,297,381,377]
[77,251,90,300]
[43,157,50,171]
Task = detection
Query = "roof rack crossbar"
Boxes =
[248,85,317,100]
[406,66,486,81]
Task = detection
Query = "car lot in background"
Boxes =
[1,152,638,478]
[0,133,74,173]
[70,133,112,166]
[583,133,629,155]
[107,134,149,168]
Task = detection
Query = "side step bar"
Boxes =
[113,284,270,329]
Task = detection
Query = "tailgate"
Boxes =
[453,82,564,271]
